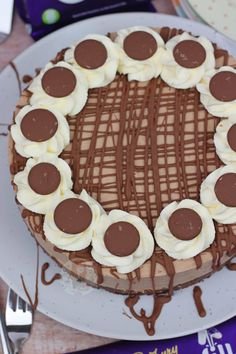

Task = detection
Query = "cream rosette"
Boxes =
[214,116,236,165]
[11,105,70,158]
[114,26,165,81]
[91,209,154,273]
[14,155,72,214]
[29,61,88,116]
[197,66,236,117]
[161,32,215,89]
[43,190,103,251]
[200,166,236,224]
[154,199,215,260]
[64,34,119,88]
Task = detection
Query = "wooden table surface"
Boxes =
[0,1,175,353]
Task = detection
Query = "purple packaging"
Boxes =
[15,0,156,40]
[67,317,236,354]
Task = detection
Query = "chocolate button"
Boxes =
[227,124,236,152]
[21,108,58,142]
[74,39,107,69]
[215,173,236,207]
[168,208,202,240]
[28,163,61,195]
[209,71,236,102]
[42,67,76,98]
[54,198,92,234]
[173,39,206,69]
[173,40,206,69]
[104,221,140,257]
[123,31,157,61]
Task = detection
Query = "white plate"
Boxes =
[0,13,236,341]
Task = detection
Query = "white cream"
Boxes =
[14,155,73,214]
[11,105,70,158]
[43,190,103,251]
[115,26,165,82]
[214,116,236,165]
[154,199,215,260]
[91,209,154,273]
[64,34,119,89]
[197,66,236,117]
[161,32,215,89]
[29,61,88,116]
[200,165,236,224]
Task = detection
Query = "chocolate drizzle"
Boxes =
[125,294,171,336]
[20,244,39,311]
[41,262,61,285]
[226,261,236,271]
[193,286,206,317]
[9,62,21,94]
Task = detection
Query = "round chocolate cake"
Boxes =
[9,26,236,298]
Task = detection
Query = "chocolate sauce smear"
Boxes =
[20,244,40,311]
[41,262,61,285]
[193,286,206,317]
[75,39,107,69]
[226,261,236,271]
[125,294,171,336]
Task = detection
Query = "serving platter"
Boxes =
[0,12,236,340]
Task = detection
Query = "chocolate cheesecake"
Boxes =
[9,26,236,297]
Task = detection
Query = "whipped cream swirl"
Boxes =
[91,209,154,273]
[14,155,72,214]
[154,199,215,260]
[29,61,88,116]
[43,190,103,251]
[214,116,236,165]
[200,165,236,223]
[161,32,215,89]
[197,66,236,117]
[115,26,165,82]
[64,34,119,88]
[11,105,70,158]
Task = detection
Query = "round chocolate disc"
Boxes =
[209,71,236,102]
[28,163,61,195]
[227,124,236,152]
[173,40,206,69]
[214,173,236,207]
[41,67,76,98]
[104,221,140,257]
[20,108,58,142]
[123,31,157,61]
[54,198,92,234]
[168,208,203,240]
[74,39,107,69]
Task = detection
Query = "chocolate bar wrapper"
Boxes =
[67,316,236,354]
[15,0,156,40]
